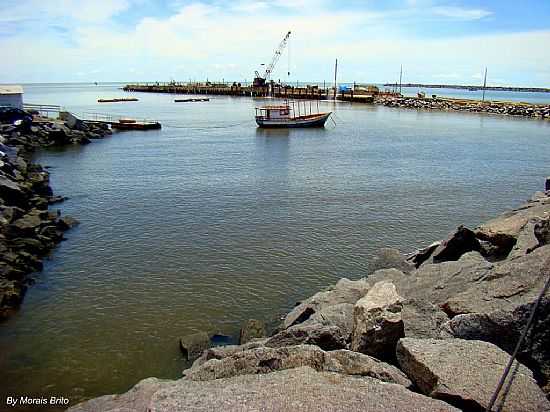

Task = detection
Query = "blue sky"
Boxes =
[1,0,549,86]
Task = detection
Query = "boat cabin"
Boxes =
[255,105,290,120]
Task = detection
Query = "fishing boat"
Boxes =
[254,101,332,128]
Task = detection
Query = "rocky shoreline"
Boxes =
[70,182,550,411]
[376,96,550,119]
[0,113,112,319]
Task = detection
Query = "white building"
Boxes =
[0,85,24,109]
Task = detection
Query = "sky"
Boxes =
[1,0,549,86]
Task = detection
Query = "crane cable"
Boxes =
[486,258,550,412]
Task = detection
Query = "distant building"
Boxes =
[0,85,24,109]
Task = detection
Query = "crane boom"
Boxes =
[253,31,291,87]
[264,31,291,80]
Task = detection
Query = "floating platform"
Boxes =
[174,98,210,102]
[110,119,161,130]
[98,98,139,103]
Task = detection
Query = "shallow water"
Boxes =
[1,84,550,408]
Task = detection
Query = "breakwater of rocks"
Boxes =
[71,182,550,411]
[377,96,550,119]
[0,114,111,319]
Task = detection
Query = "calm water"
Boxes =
[1,84,550,409]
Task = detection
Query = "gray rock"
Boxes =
[407,241,440,267]
[56,215,79,230]
[475,199,550,259]
[397,338,550,411]
[11,212,43,235]
[369,247,414,274]
[442,296,550,392]
[401,298,449,339]
[282,277,369,329]
[68,377,169,412]
[535,219,550,248]
[184,344,412,388]
[508,220,540,259]
[0,175,27,207]
[351,281,404,360]
[440,245,550,316]
[183,345,325,381]
[266,323,347,351]
[180,331,209,361]
[190,338,268,369]
[323,349,412,388]
[239,319,266,344]
[429,225,481,264]
[304,303,354,340]
[70,367,460,412]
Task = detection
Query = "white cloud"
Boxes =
[431,6,492,20]
[0,0,131,23]
[0,0,547,86]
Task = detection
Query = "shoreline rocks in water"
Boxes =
[70,184,550,411]
[0,112,112,319]
[376,96,550,119]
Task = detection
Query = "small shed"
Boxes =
[0,85,24,109]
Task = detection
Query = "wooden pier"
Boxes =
[122,82,404,103]
[123,82,331,100]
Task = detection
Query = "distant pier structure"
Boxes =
[123,82,330,99]
[122,82,402,103]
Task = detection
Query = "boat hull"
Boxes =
[256,112,331,128]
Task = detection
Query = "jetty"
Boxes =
[61,111,161,130]
[377,95,550,118]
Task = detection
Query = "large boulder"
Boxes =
[397,338,550,411]
[475,198,550,259]
[183,344,412,388]
[0,175,28,207]
[351,281,404,360]
[282,278,369,329]
[442,296,550,391]
[191,339,268,369]
[440,245,550,316]
[265,323,347,351]
[183,345,325,381]
[69,367,459,412]
[304,303,355,341]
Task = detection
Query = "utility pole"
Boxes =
[399,65,403,95]
[482,67,488,102]
[334,58,338,100]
